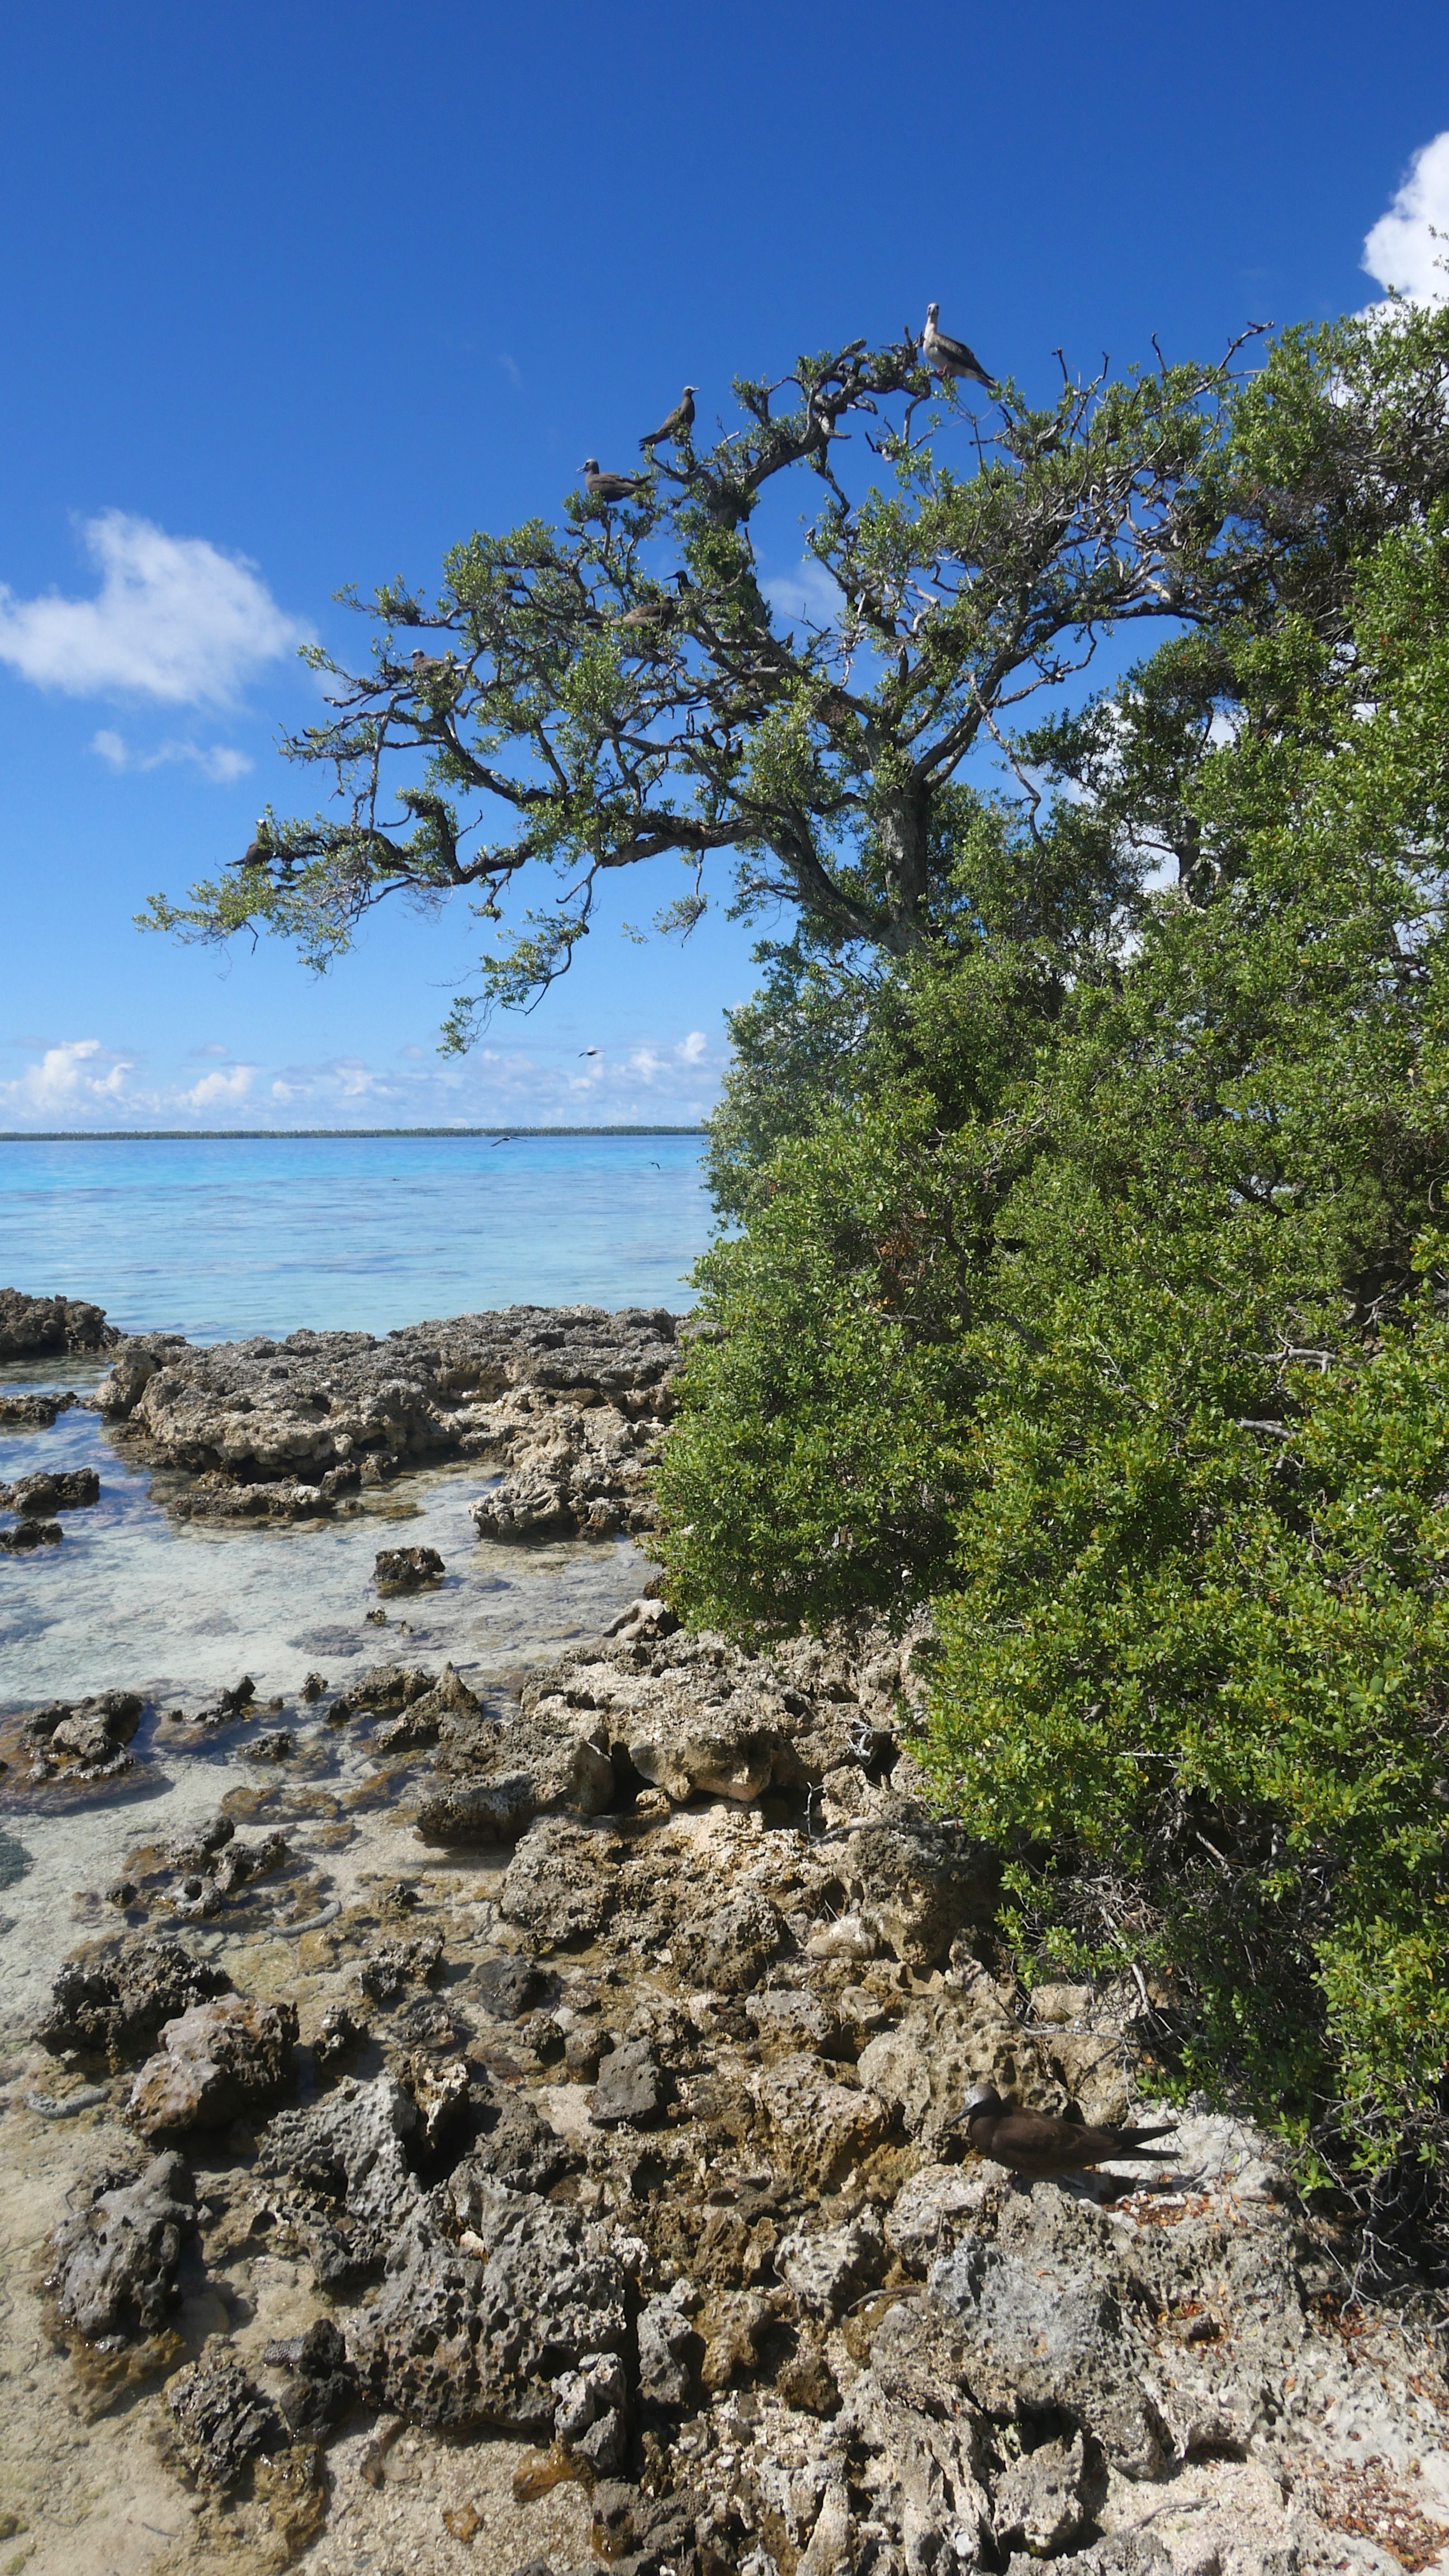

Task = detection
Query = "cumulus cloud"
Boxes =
[0,511,306,705]
[1363,131,1449,305]
[92,727,253,783]
[622,1032,717,1086]
[0,1039,134,1116]
[0,1027,725,1129]
[181,1064,255,1110]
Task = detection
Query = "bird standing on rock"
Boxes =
[640,386,697,448]
[948,2085,1177,2179]
[921,304,997,394]
[581,459,647,504]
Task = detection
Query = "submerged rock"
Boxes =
[374,1543,444,1594]
[1,1517,63,1552]
[45,2151,196,2341]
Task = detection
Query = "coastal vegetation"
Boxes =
[153,299,1449,2239]
[659,302,1449,2241]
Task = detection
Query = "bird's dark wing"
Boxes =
[931,332,997,390]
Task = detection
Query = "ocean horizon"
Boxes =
[0,1129,714,1343]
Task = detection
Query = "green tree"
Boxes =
[656,306,1449,2204]
[142,329,1248,1031]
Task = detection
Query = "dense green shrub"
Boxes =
[658,310,1449,2203]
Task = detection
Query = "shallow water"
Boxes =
[0,1358,650,2032]
[0,1131,712,1341]
[0,1131,709,2026]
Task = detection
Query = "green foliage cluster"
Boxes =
[656,305,1449,2212]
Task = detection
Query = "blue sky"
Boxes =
[2,1,1448,1129]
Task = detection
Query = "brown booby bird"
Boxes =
[948,2085,1177,2179]
[640,386,697,449]
[581,459,647,504]
[921,304,997,394]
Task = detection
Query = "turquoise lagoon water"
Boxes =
[0,1130,712,1342]
[0,1133,715,2025]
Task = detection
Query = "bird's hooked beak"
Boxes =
[946,2083,999,2130]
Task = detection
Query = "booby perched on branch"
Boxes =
[236,821,274,869]
[921,304,997,394]
[581,459,647,504]
[639,386,697,449]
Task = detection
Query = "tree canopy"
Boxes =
[145,323,1277,1030]
[655,302,1449,2229]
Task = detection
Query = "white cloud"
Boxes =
[763,555,844,628]
[626,1031,718,1084]
[0,510,306,705]
[1363,132,1449,306]
[181,1064,255,1110]
[0,1039,134,1115]
[0,1027,726,1129]
[92,727,253,783]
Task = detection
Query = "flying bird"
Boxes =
[640,386,697,449]
[580,1048,600,1057]
[947,2085,1177,2180]
[581,459,647,504]
[921,304,997,394]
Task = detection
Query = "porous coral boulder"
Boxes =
[127,1995,299,2136]
[250,2074,422,2286]
[0,1287,118,1357]
[500,1817,623,1944]
[163,2343,285,2489]
[37,1939,231,2063]
[354,2181,628,2447]
[746,2052,892,2191]
[45,2151,196,2342]
[412,1768,537,1846]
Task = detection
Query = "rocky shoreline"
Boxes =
[92,1304,680,1541]
[2,1294,1448,2576]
